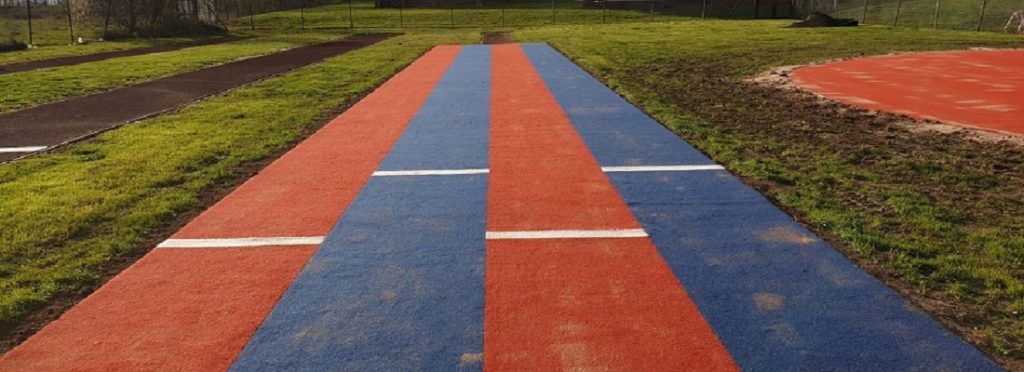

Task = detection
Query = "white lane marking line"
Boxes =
[157,236,325,248]
[486,229,648,240]
[372,165,725,176]
[0,146,47,153]
[601,165,725,172]
[373,169,489,176]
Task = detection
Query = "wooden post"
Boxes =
[932,0,939,28]
[861,0,868,23]
[25,0,33,46]
[348,0,354,28]
[551,0,555,23]
[976,0,987,31]
[65,0,74,44]
[893,0,902,26]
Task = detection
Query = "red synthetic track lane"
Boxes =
[176,45,462,238]
[0,46,461,372]
[484,44,737,371]
[791,49,1024,135]
[485,47,638,232]
[0,247,314,372]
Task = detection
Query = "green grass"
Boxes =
[0,29,478,338]
[233,1,673,29]
[0,33,341,113]
[0,37,211,66]
[517,21,1024,364]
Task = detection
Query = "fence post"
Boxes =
[128,0,135,32]
[25,0,33,46]
[649,0,654,20]
[500,0,505,27]
[976,0,987,31]
[701,0,707,19]
[399,0,404,27]
[603,0,608,23]
[893,0,902,25]
[932,0,939,28]
[861,0,868,23]
[449,0,454,27]
[300,0,305,29]
[551,0,555,23]
[65,0,74,44]
[249,1,255,29]
[103,0,112,36]
[348,0,353,28]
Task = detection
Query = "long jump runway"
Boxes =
[0,44,1000,371]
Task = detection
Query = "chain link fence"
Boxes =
[2,0,1021,48]
[800,0,1023,31]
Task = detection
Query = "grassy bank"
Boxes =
[0,33,341,113]
[0,30,477,347]
[518,21,1024,365]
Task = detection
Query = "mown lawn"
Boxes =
[0,33,345,113]
[0,37,201,66]
[0,30,478,347]
[235,0,675,29]
[518,21,1024,365]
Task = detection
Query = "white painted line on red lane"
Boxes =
[372,165,725,177]
[601,165,725,172]
[485,229,648,240]
[157,236,325,248]
[372,169,489,176]
[0,146,47,153]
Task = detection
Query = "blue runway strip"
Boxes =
[522,43,999,371]
[229,46,491,371]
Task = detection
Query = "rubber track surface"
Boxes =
[0,43,1003,371]
[0,36,241,75]
[791,49,1024,135]
[0,34,393,162]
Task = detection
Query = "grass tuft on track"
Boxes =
[0,30,478,345]
[518,20,1024,365]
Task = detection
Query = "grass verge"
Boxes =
[0,33,340,113]
[518,20,1024,367]
[0,30,478,350]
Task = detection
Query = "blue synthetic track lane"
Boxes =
[521,42,1000,371]
[229,46,491,371]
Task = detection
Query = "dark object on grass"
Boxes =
[790,12,859,27]
[0,40,28,53]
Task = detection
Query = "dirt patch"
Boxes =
[757,226,816,245]
[0,34,396,163]
[624,57,1024,369]
[482,32,515,44]
[0,36,244,75]
[753,292,785,311]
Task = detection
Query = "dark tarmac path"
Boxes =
[0,34,393,162]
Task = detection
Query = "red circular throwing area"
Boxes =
[791,49,1024,135]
